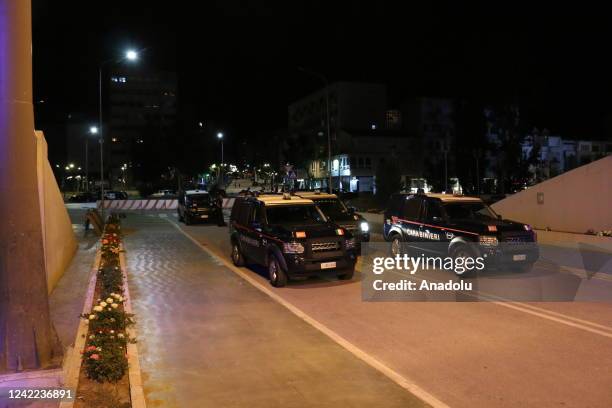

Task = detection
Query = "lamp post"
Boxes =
[87,126,98,192]
[298,67,332,193]
[217,132,224,183]
[98,49,139,219]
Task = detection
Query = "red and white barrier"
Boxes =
[96,198,236,211]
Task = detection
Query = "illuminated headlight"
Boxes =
[360,221,369,232]
[479,235,499,246]
[345,238,356,249]
[283,242,304,254]
[523,224,532,231]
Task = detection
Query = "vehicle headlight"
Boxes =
[479,235,499,246]
[360,221,369,232]
[283,242,304,254]
[345,238,356,249]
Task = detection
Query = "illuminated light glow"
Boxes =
[336,228,345,236]
[89,126,98,134]
[487,225,498,232]
[217,132,223,139]
[125,50,138,61]
[295,231,307,238]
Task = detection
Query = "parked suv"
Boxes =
[295,191,370,248]
[383,193,539,274]
[178,190,221,225]
[229,193,358,287]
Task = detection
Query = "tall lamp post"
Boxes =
[298,67,332,193]
[98,49,139,219]
[87,126,98,192]
[217,132,224,184]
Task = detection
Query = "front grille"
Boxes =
[311,241,340,252]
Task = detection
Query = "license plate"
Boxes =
[513,254,526,261]
[200,215,209,219]
[321,261,336,269]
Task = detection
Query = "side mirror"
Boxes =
[347,207,356,214]
[497,214,502,220]
[431,216,443,223]
[252,221,263,232]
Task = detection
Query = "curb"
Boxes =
[120,245,147,408]
[59,251,101,408]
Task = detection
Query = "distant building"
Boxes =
[106,68,178,188]
[289,86,455,192]
[522,133,612,181]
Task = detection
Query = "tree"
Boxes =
[375,160,402,204]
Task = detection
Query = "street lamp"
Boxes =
[217,132,224,183]
[85,126,98,192]
[298,67,332,193]
[98,48,140,219]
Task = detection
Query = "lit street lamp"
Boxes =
[98,49,140,218]
[217,132,224,183]
[85,126,98,192]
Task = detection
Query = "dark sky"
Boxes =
[32,1,612,160]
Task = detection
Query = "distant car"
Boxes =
[103,190,128,200]
[383,192,539,274]
[151,189,176,198]
[294,191,370,249]
[229,193,358,287]
[67,191,97,202]
[177,190,221,225]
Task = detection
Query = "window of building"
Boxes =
[365,157,371,168]
[592,145,600,152]
[581,144,590,152]
[358,157,364,168]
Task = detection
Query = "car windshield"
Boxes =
[314,199,352,221]
[443,202,497,221]
[265,205,326,225]
[186,194,210,206]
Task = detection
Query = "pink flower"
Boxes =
[86,346,97,352]
[90,354,100,360]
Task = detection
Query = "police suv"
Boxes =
[383,193,539,274]
[229,193,358,287]
[177,190,221,225]
[295,191,370,247]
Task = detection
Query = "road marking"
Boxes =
[167,220,450,408]
[388,269,612,339]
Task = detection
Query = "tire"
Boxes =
[390,234,404,257]
[268,255,288,287]
[337,266,355,280]
[450,244,477,277]
[231,241,245,267]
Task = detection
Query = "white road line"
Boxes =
[388,269,612,339]
[167,220,450,408]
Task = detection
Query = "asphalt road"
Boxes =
[150,212,612,408]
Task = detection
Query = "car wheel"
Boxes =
[231,241,245,267]
[268,255,288,287]
[390,234,404,257]
[337,266,355,280]
[450,244,477,277]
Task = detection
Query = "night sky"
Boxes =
[32,1,612,163]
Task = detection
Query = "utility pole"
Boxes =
[0,0,60,371]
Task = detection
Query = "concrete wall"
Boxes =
[492,155,612,234]
[36,131,77,293]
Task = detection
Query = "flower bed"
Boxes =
[75,214,137,407]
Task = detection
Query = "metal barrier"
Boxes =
[96,198,236,210]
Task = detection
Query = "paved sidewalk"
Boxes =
[122,214,427,408]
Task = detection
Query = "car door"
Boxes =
[419,198,446,254]
[400,195,423,248]
[248,203,267,264]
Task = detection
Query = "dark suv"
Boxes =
[383,193,539,274]
[295,192,370,248]
[229,194,358,287]
[178,190,221,225]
